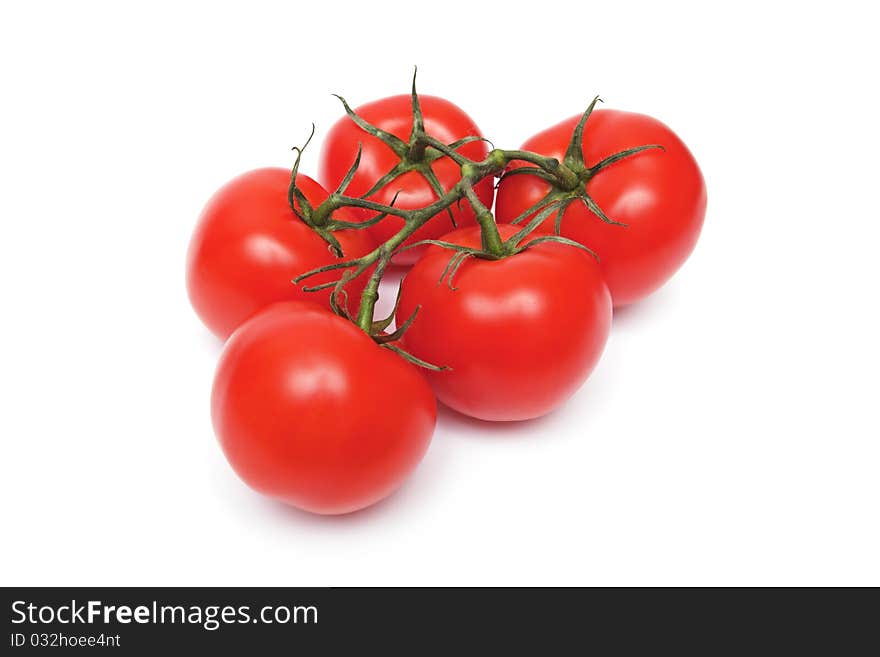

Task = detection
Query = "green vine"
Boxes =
[290,70,662,368]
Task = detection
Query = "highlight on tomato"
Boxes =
[319,72,493,265]
[186,168,375,339]
[495,103,706,307]
[396,224,612,422]
[211,301,437,515]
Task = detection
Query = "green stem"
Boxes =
[408,134,429,162]
[336,175,487,330]
[356,256,389,331]
[301,149,571,331]
[292,87,656,343]
[463,184,504,256]
[499,150,580,190]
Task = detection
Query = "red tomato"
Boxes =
[396,224,611,421]
[212,301,436,515]
[319,94,493,265]
[495,110,707,306]
[186,168,374,339]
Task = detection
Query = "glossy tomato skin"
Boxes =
[186,168,374,339]
[397,225,611,422]
[495,110,707,306]
[319,94,493,265]
[211,302,436,515]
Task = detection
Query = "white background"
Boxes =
[1,1,878,586]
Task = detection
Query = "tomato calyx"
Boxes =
[401,227,599,292]
[520,96,666,235]
[283,125,351,257]
[562,97,664,192]
[291,251,449,371]
[328,68,491,229]
[283,126,396,260]
[372,286,449,372]
[503,96,665,233]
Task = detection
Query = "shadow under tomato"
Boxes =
[610,280,680,330]
[435,400,567,440]
[258,488,409,527]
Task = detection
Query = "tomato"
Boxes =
[319,94,493,265]
[211,301,436,515]
[186,168,374,339]
[495,109,707,306]
[396,224,611,421]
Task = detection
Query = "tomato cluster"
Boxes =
[186,74,706,515]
